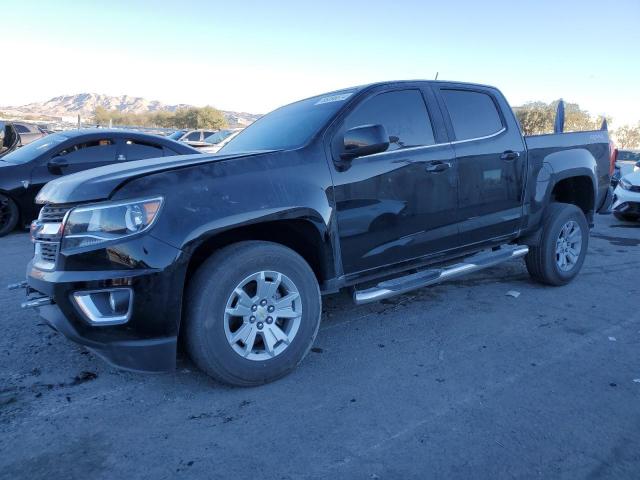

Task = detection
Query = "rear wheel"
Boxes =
[184,241,321,386]
[613,211,639,222]
[525,203,589,286]
[0,194,19,237]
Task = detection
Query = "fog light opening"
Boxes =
[72,288,133,326]
[109,290,131,315]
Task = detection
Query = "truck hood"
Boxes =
[36,151,274,204]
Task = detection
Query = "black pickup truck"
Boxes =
[17,81,613,386]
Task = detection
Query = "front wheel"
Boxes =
[184,241,321,386]
[525,203,589,286]
[0,194,19,237]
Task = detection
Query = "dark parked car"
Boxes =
[0,121,20,158]
[12,122,47,146]
[20,81,612,386]
[0,129,198,236]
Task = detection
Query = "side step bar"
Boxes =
[353,245,529,305]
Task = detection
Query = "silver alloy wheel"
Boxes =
[224,271,302,361]
[555,220,582,272]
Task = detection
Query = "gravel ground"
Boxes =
[1,214,639,479]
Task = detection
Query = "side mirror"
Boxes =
[341,124,390,160]
[47,156,69,174]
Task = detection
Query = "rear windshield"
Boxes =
[220,90,355,153]
[2,134,66,164]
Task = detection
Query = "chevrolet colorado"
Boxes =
[17,81,613,386]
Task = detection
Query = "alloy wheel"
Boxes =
[223,271,302,361]
[555,220,582,271]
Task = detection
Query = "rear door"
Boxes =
[330,86,458,274]
[435,85,526,244]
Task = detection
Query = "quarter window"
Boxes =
[343,90,435,152]
[441,89,503,140]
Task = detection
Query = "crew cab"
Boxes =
[18,81,613,386]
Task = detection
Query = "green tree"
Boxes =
[195,106,228,129]
[613,124,640,149]
[93,105,228,130]
[514,101,607,136]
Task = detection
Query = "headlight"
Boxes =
[62,197,163,251]
[618,178,632,191]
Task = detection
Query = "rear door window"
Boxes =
[441,89,503,140]
[123,139,165,160]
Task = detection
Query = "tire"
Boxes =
[184,241,322,386]
[525,203,589,286]
[613,211,639,222]
[0,194,19,237]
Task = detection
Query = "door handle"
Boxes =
[500,150,520,161]
[425,161,451,173]
[117,154,126,161]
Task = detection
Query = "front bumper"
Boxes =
[611,185,640,215]
[25,235,188,372]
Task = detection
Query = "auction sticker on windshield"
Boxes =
[315,93,353,105]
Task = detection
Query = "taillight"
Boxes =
[608,142,617,176]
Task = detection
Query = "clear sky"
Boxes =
[2,0,639,127]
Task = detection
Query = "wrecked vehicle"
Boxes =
[0,129,199,237]
[18,81,613,385]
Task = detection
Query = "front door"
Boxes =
[29,136,119,201]
[330,87,458,274]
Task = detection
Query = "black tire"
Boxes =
[525,203,589,286]
[613,211,639,222]
[184,241,321,386]
[0,194,19,237]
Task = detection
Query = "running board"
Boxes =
[353,245,529,305]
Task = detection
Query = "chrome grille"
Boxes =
[38,242,59,263]
[32,203,74,270]
[38,204,73,223]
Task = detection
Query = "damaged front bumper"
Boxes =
[19,235,188,373]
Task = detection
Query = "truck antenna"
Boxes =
[434,72,439,80]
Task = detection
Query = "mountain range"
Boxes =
[0,93,261,127]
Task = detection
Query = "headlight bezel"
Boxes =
[61,196,164,253]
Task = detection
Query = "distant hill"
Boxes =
[1,93,261,127]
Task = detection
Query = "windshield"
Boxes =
[220,90,356,153]
[204,129,235,144]
[166,130,185,140]
[2,133,66,164]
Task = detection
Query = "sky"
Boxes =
[1,0,639,127]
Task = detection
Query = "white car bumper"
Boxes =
[612,184,640,213]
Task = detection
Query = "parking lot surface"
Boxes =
[1,214,639,479]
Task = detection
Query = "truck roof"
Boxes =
[318,79,499,98]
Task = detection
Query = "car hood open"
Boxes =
[36,151,275,204]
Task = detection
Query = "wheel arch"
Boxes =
[182,209,336,293]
